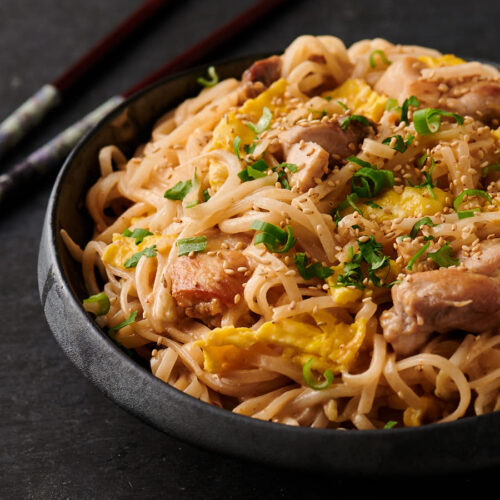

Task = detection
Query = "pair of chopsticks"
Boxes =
[0,0,289,205]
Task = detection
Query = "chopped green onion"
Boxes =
[109,310,138,335]
[197,66,219,87]
[428,242,460,268]
[244,142,258,155]
[83,292,110,316]
[238,158,269,182]
[366,200,382,209]
[453,188,492,219]
[122,227,153,245]
[247,106,272,134]
[352,167,394,198]
[340,114,371,130]
[383,421,398,429]
[185,200,198,208]
[382,134,414,153]
[294,253,333,280]
[401,96,420,124]
[410,217,437,239]
[337,99,348,110]
[276,162,298,173]
[369,49,392,68]
[336,236,390,289]
[413,108,464,135]
[251,220,296,253]
[347,156,374,169]
[481,154,500,177]
[302,358,333,390]
[406,242,431,270]
[202,189,211,202]
[164,179,192,200]
[385,98,400,112]
[176,236,207,256]
[324,96,333,101]
[233,136,242,159]
[124,245,157,268]
[417,153,428,167]
[411,158,436,199]
[334,193,363,223]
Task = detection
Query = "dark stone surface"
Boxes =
[1,0,499,497]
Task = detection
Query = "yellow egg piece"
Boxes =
[197,312,366,374]
[345,186,451,223]
[492,127,500,143]
[102,233,168,269]
[418,54,465,68]
[211,78,288,154]
[322,78,388,122]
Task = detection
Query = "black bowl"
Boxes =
[38,56,500,476]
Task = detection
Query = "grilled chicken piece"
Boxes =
[437,80,500,123]
[279,118,370,159]
[286,141,329,192]
[242,55,282,88]
[381,269,500,355]
[375,56,500,124]
[375,57,427,102]
[170,233,250,323]
[458,238,500,279]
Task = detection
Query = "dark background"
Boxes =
[1,0,499,497]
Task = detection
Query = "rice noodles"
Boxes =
[68,35,500,430]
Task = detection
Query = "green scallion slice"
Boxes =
[413,108,464,135]
[83,292,110,316]
[302,358,334,390]
[197,66,219,87]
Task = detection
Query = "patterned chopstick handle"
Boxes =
[0,95,124,205]
[0,84,62,159]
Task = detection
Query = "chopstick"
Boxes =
[0,0,289,207]
[0,0,172,161]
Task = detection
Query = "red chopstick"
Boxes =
[0,0,173,160]
[0,0,290,206]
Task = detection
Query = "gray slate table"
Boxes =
[1,0,499,497]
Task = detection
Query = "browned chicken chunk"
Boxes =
[286,141,329,192]
[375,57,427,102]
[458,238,500,279]
[375,56,500,124]
[170,233,250,323]
[242,55,282,88]
[279,118,370,159]
[381,269,500,355]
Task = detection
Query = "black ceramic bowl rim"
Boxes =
[38,55,500,476]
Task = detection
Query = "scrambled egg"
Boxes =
[341,186,451,223]
[417,54,465,68]
[208,78,288,190]
[211,78,288,153]
[102,233,171,269]
[492,127,500,143]
[197,311,366,374]
[322,78,388,122]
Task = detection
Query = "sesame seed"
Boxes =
[234,294,241,304]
